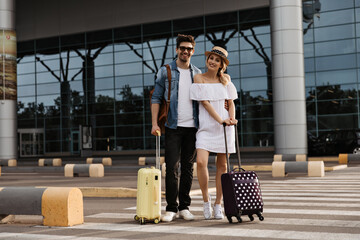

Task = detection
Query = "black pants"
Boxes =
[165,126,197,213]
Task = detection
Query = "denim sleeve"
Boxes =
[151,67,165,104]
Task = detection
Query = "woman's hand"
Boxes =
[229,117,238,125]
[222,117,238,126]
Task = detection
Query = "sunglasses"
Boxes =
[179,46,194,52]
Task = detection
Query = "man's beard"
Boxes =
[179,54,189,62]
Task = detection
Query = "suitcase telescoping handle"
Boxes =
[155,130,161,169]
[222,123,241,173]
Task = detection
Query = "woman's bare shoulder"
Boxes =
[194,73,206,83]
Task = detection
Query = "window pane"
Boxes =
[241,63,267,77]
[241,77,268,91]
[317,99,357,114]
[318,114,358,130]
[315,39,355,56]
[315,54,356,71]
[316,69,357,85]
[314,9,354,27]
[18,73,35,86]
[320,0,354,12]
[315,24,355,42]
[18,85,35,97]
[37,82,60,95]
[95,77,114,90]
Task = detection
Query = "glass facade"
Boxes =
[304,0,360,139]
[16,1,360,154]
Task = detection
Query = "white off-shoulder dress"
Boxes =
[190,82,238,153]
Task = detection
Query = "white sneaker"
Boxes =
[203,196,213,220]
[214,204,224,220]
[161,211,176,222]
[179,209,194,221]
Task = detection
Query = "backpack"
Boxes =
[150,64,172,134]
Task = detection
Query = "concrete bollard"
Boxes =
[338,153,360,164]
[272,161,324,177]
[86,157,112,166]
[0,159,17,167]
[273,154,307,162]
[39,158,62,167]
[0,187,83,227]
[64,164,104,177]
[138,156,165,166]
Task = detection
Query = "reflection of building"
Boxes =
[3,0,360,158]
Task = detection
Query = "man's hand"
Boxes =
[151,125,161,136]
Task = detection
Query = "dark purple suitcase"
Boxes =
[221,124,264,223]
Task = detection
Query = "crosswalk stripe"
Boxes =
[0,232,128,240]
[261,185,360,188]
[262,196,360,202]
[125,206,360,216]
[64,222,360,240]
[261,189,360,193]
[261,180,360,184]
[86,213,360,228]
[190,194,360,202]
[261,192,360,197]
[264,217,360,228]
[264,208,360,216]
[187,200,360,208]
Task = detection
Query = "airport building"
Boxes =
[1,0,360,159]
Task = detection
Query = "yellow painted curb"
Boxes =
[308,157,339,162]
[233,165,272,171]
[324,164,348,172]
[79,187,138,198]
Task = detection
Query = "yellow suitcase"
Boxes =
[135,131,161,224]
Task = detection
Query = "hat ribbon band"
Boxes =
[211,49,226,58]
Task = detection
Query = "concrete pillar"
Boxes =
[0,0,17,160]
[270,0,307,154]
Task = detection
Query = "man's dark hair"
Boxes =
[176,34,195,48]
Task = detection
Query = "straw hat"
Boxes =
[205,46,229,66]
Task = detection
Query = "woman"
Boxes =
[190,46,238,220]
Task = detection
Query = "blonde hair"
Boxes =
[207,54,228,86]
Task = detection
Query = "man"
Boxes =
[151,34,201,222]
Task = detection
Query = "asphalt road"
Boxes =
[0,162,359,240]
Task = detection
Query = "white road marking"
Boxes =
[65,222,360,240]
[0,232,128,240]
[125,206,360,216]
[262,196,360,201]
[86,213,360,228]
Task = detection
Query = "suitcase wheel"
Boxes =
[236,215,242,223]
[140,218,146,225]
[226,216,233,223]
[256,212,264,221]
[154,218,160,224]
[134,215,140,221]
[248,214,254,221]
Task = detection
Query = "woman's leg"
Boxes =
[196,149,210,202]
[215,153,228,205]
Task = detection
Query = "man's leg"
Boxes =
[178,127,197,211]
[165,127,182,213]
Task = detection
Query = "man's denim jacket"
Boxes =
[151,60,202,130]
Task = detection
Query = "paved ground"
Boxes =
[0,160,359,240]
